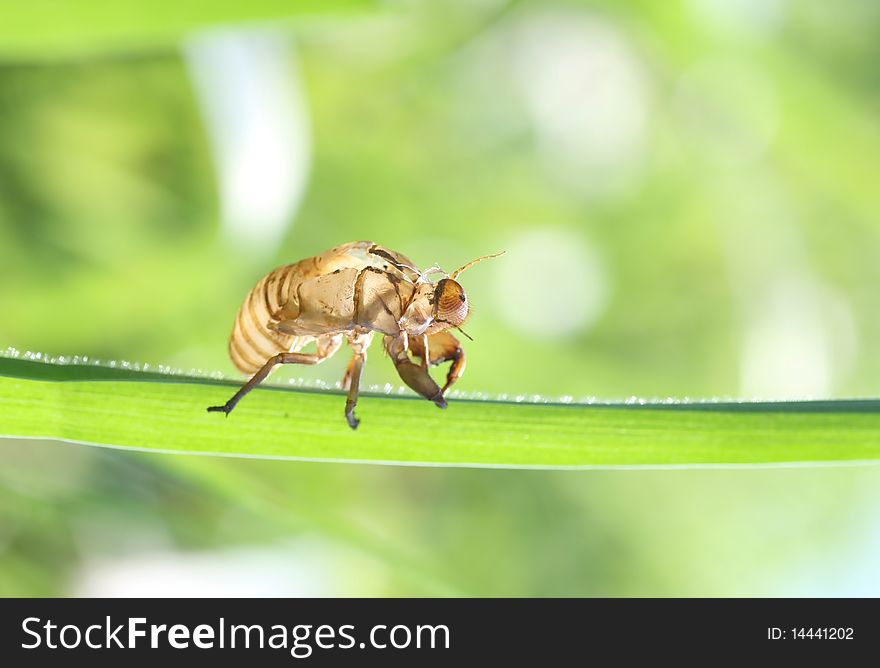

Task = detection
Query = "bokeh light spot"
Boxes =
[493,228,609,339]
[511,12,650,198]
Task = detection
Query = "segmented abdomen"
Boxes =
[227,242,385,374]
[228,263,306,374]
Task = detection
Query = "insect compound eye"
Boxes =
[434,279,469,327]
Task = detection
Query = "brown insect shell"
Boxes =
[274,266,416,338]
[273,267,358,337]
[398,282,437,337]
[356,267,413,335]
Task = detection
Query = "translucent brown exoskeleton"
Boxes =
[207,241,503,429]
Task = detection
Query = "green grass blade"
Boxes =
[1,356,879,468]
[0,0,374,60]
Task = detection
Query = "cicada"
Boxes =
[208,241,502,429]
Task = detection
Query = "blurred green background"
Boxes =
[2,0,880,596]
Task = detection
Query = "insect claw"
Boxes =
[207,403,232,416]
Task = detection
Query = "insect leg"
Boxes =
[342,331,373,430]
[207,352,321,415]
[208,335,341,416]
[384,335,447,409]
[408,331,466,395]
[342,355,358,391]
[343,353,365,430]
[439,346,465,394]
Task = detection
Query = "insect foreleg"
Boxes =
[439,346,465,394]
[408,331,466,395]
[384,335,446,409]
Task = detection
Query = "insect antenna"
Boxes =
[450,251,505,279]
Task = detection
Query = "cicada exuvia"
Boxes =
[208,241,502,428]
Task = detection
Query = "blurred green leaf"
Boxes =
[0,0,374,59]
[2,357,879,467]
